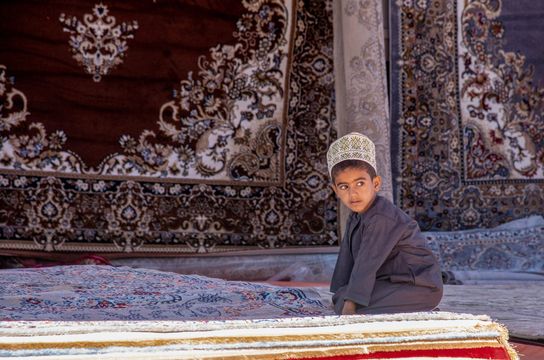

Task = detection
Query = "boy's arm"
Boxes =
[330,225,355,293]
[345,216,402,307]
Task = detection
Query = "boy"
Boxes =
[327,132,443,315]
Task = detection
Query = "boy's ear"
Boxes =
[330,183,339,197]
[373,176,382,191]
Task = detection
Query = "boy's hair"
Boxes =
[331,160,377,182]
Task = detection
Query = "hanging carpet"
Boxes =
[0,0,338,257]
[390,0,544,230]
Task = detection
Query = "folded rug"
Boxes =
[0,312,518,359]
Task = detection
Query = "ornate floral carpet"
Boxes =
[0,265,331,321]
[0,0,338,257]
[390,0,544,231]
[0,266,519,359]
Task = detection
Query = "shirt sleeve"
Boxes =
[344,215,402,307]
[329,225,354,293]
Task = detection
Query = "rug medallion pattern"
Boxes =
[0,0,338,255]
[59,4,139,82]
[391,0,544,230]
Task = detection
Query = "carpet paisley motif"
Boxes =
[460,1,544,180]
[391,0,544,230]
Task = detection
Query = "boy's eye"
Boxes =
[356,181,364,187]
[338,184,348,190]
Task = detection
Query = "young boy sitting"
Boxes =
[327,132,443,315]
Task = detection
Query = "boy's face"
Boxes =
[331,167,381,213]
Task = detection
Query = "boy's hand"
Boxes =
[341,300,357,315]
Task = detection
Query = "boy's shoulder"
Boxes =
[365,196,411,224]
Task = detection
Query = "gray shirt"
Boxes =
[330,196,442,307]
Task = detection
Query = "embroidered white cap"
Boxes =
[326,132,377,176]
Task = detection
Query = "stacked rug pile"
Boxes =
[0,313,518,359]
